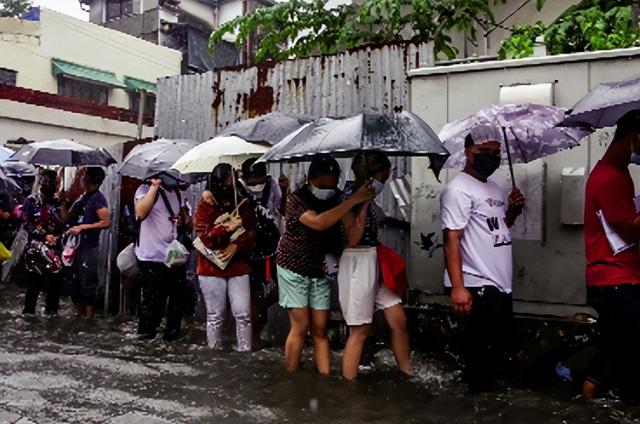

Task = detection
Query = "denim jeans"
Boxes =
[199,275,252,352]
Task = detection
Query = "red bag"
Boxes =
[377,244,407,295]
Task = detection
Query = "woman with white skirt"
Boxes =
[194,163,257,351]
[339,151,411,379]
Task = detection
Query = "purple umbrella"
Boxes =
[439,104,592,185]
[561,74,640,128]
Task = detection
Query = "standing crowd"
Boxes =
[2,111,640,399]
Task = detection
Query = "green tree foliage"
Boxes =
[0,0,32,18]
[499,0,640,59]
[210,0,508,63]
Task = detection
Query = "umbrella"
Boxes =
[562,74,640,128]
[0,168,21,195]
[171,135,270,174]
[439,104,592,185]
[218,112,312,145]
[119,138,197,180]
[9,139,116,167]
[0,146,13,162]
[258,111,450,179]
[0,161,36,177]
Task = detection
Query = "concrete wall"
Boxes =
[409,48,640,312]
[218,0,243,26]
[103,9,159,44]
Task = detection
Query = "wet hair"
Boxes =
[207,163,233,193]
[351,151,391,182]
[41,169,57,180]
[615,110,640,140]
[308,154,340,180]
[85,167,106,186]
[241,158,267,178]
[465,125,502,148]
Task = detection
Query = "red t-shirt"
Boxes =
[584,161,640,287]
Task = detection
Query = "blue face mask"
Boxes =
[371,178,385,195]
[631,153,640,165]
[310,183,336,200]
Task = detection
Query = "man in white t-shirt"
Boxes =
[440,125,525,392]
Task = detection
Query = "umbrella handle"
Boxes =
[501,126,516,189]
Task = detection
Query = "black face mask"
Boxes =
[472,153,501,178]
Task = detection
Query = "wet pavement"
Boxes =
[0,286,638,424]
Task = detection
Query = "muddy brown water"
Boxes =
[0,286,637,424]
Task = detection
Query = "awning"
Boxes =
[124,76,156,93]
[51,58,126,88]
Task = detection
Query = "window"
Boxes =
[57,77,109,106]
[130,92,156,118]
[0,68,17,86]
[106,0,133,21]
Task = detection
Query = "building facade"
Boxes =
[0,7,181,147]
[80,0,274,72]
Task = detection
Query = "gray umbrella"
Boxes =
[219,112,312,145]
[259,111,450,178]
[0,168,21,195]
[119,138,198,180]
[562,74,640,128]
[0,161,36,177]
[9,139,116,167]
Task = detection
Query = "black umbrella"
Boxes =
[258,111,450,179]
[219,112,312,145]
[9,139,116,167]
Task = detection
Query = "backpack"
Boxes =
[250,178,281,260]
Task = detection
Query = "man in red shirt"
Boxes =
[584,110,640,402]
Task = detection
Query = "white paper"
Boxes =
[597,209,636,255]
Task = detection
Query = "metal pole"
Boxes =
[501,126,516,188]
[136,89,146,140]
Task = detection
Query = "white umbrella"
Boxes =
[171,135,270,174]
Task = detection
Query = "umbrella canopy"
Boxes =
[0,146,13,162]
[218,112,312,145]
[171,136,270,174]
[440,104,592,168]
[119,138,197,180]
[0,161,36,177]
[562,74,640,128]
[259,111,450,178]
[0,167,21,195]
[9,139,116,167]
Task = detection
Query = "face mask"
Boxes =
[472,153,501,178]
[631,153,640,165]
[310,183,336,200]
[371,178,385,195]
[248,183,266,193]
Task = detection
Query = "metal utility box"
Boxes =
[561,167,586,225]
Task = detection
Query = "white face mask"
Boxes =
[310,183,336,200]
[248,183,266,193]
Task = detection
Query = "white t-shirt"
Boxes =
[440,172,513,293]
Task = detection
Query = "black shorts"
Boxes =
[71,246,100,306]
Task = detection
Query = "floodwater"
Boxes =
[0,287,637,424]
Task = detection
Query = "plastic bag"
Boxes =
[61,233,80,266]
[0,242,11,262]
[377,244,407,295]
[117,243,139,278]
[164,239,189,268]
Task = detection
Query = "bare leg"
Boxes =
[85,306,96,320]
[285,307,310,372]
[583,380,599,399]
[383,304,411,375]
[310,309,330,375]
[342,324,371,380]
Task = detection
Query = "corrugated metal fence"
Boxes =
[155,41,435,260]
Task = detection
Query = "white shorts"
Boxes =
[338,247,402,326]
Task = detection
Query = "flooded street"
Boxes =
[0,286,637,424]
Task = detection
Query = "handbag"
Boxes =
[194,199,248,270]
[377,244,408,295]
[117,243,139,278]
[61,233,80,266]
